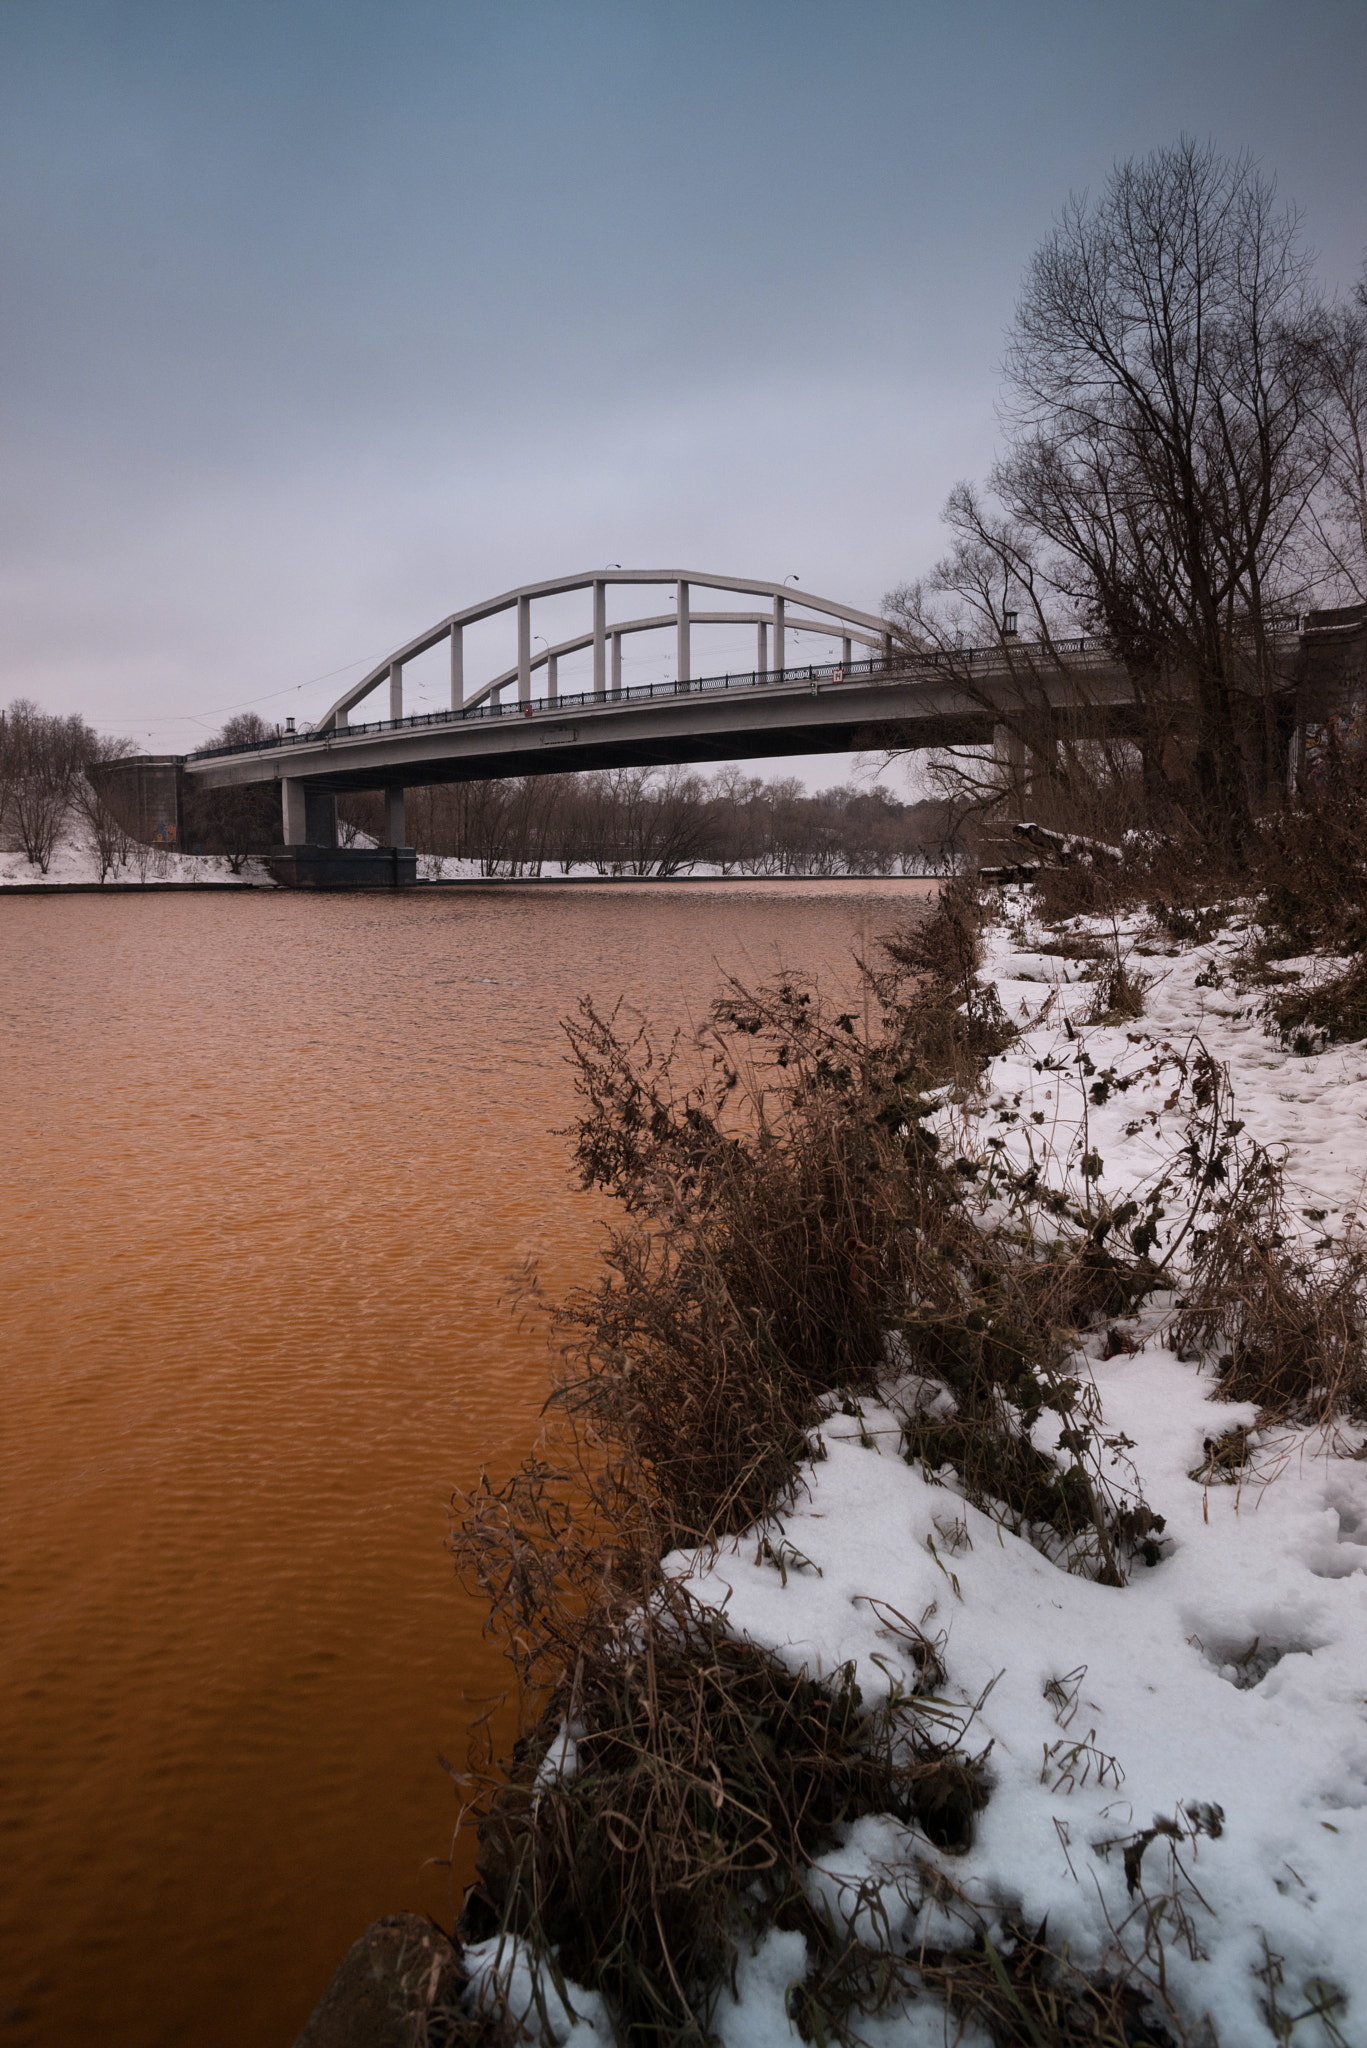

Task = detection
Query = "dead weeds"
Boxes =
[446,880,1365,2047]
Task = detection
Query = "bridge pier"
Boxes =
[385,788,406,848]
[282,780,338,847]
[305,790,337,848]
[282,778,308,846]
[994,724,1028,818]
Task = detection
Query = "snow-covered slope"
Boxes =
[469,893,1367,2047]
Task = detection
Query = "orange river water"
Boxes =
[0,878,936,2047]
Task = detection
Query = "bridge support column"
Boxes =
[281,778,308,846]
[611,631,622,699]
[993,725,1028,818]
[385,787,406,848]
[450,625,463,710]
[842,635,852,667]
[773,596,785,674]
[517,595,532,705]
[547,651,558,704]
[676,579,690,684]
[305,789,337,848]
[389,661,403,721]
[593,580,606,700]
[757,619,768,674]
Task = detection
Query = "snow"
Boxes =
[454,890,1367,2041]
[643,896,1367,2045]
[0,822,273,886]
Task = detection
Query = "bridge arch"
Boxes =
[318,569,894,733]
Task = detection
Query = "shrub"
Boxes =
[1270,952,1367,1050]
[460,1582,982,2048]
[1173,1131,1367,1428]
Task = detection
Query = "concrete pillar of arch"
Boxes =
[517,595,532,704]
[757,620,768,674]
[304,789,337,849]
[773,596,785,674]
[281,778,308,846]
[881,631,893,665]
[334,705,349,731]
[593,580,607,699]
[842,635,852,667]
[385,787,407,848]
[389,661,403,721]
[611,631,622,699]
[676,579,691,683]
[547,651,558,704]
[450,624,464,711]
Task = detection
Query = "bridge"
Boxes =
[162,567,1131,871]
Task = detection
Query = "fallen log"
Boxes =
[1012,820,1125,866]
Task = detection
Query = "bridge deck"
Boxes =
[187,647,1129,796]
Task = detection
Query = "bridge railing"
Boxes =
[186,638,1110,762]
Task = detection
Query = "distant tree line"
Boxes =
[343,767,960,878]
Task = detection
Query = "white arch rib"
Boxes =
[317,571,892,732]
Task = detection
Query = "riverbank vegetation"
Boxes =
[447,838,1367,2047]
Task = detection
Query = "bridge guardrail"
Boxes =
[186,639,1113,762]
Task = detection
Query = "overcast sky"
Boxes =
[3,0,1365,788]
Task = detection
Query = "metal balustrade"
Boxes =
[187,639,1112,762]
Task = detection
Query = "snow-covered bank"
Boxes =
[467,893,1367,2047]
[0,825,274,886]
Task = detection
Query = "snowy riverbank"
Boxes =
[464,890,1367,2047]
[0,833,274,886]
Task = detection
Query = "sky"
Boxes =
[2,0,1365,791]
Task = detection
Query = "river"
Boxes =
[0,878,936,2046]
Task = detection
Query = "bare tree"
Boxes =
[1313,267,1367,599]
[73,736,137,881]
[4,701,95,871]
[214,711,275,748]
[883,484,1156,827]
[991,139,1327,839]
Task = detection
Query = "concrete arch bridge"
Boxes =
[107,566,1142,881]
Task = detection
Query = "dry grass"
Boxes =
[446,883,1366,2046]
[1269,952,1367,1051]
[541,880,1018,1550]
[1080,948,1152,1026]
[1173,1137,1367,1429]
[1256,758,1367,960]
[458,1581,986,2048]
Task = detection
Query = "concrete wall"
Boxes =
[87,756,184,847]
[1297,604,1367,723]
